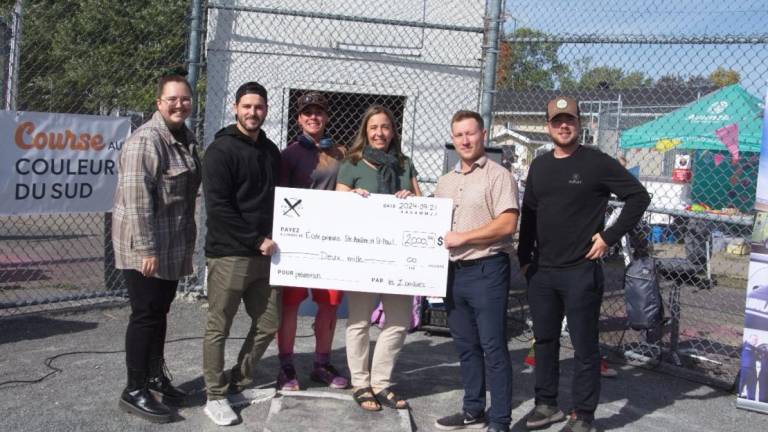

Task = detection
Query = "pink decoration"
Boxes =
[715,123,739,164]
[713,153,725,166]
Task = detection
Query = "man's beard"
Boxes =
[553,136,579,148]
[237,115,263,132]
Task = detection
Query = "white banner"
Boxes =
[738,86,768,414]
[0,110,131,215]
[270,187,452,297]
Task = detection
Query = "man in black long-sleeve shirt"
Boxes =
[201,82,281,426]
[518,96,650,432]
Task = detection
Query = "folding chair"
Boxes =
[654,218,713,365]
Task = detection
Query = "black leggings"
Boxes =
[123,270,178,371]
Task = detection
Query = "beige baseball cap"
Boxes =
[546,96,580,121]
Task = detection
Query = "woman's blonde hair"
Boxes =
[346,105,405,166]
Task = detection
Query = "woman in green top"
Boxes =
[336,105,421,412]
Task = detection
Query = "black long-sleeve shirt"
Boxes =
[517,146,650,269]
[202,125,281,258]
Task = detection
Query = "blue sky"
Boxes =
[503,0,768,97]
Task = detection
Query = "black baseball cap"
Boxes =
[235,81,268,104]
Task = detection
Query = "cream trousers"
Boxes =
[345,291,411,389]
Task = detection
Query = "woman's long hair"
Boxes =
[346,105,405,167]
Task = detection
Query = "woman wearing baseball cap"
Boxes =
[275,91,350,391]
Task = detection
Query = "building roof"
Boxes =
[493,128,550,145]
[494,85,720,114]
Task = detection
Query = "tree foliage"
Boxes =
[5,0,188,114]
[564,66,652,90]
[654,74,686,88]
[647,68,740,90]
[496,27,569,91]
[495,25,741,92]
[654,74,717,89]
[709,67,740,87]
[686,74,712,88]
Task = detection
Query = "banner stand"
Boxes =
[736,85,768,414]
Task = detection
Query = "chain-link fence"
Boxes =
[197,0,488,288]
[496,0,768,388]
[202,0,486,188]
[2,0,766,391]
[0,0,489,314]
[0,0,191,316]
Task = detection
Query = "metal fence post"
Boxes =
[480,0,502,143]
[185,0,203,135]
[4,0,22,110]
[103,213,120,291]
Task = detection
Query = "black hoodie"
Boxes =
[203,125,281,258]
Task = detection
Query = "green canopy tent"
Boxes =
[620,84,762,152]
[619,84,763,212]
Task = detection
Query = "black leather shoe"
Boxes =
[148,358,187,405]
[119,369,172,423]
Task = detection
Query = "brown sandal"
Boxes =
[375,388,409,409]
[353,387,381,411]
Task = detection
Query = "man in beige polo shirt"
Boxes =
[434,110,519,432]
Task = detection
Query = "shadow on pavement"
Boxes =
[0,316,98,345]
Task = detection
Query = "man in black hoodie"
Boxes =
[201,82,281,426]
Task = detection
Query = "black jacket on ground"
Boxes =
[517,145,650,269]
[203,125,280,258]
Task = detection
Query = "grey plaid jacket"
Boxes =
[112,111,202,280]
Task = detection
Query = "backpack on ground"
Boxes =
[623,252,664,331]
[618,220,664,331]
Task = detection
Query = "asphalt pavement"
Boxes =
[0,297,764,432]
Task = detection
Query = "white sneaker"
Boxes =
[228,388,276,408]
[204,399,238,426]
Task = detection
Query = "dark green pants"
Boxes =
[203,255,281,399]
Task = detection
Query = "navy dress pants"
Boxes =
[446,253,512,429]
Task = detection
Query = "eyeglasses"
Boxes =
[160,96,192,105]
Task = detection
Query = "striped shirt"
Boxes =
[112,111,202,280]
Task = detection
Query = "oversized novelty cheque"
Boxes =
[270,187,452,297]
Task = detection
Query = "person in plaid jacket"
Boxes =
[112,74,201,423]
